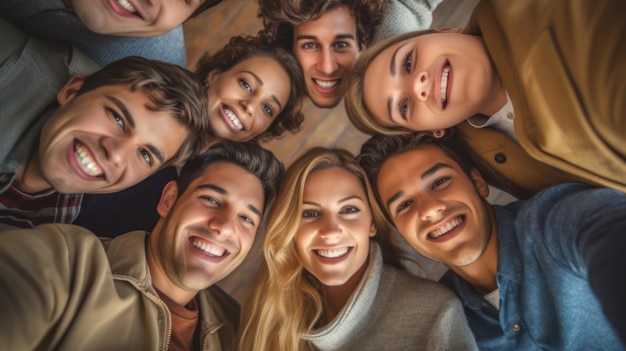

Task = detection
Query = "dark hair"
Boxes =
[177,141,285,213]
[357,131,474,216]
[78,56,210,168]
[188,0,224,19]
[195,35,306,141]
[257,0,389,51]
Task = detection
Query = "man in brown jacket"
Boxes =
[0,141,284,351]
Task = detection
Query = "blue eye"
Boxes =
[340,206,360,214]
[140,149,153,166]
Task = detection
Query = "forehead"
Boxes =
[304,167,365,198]
[294,5,357,38]
[188,161,265,211]
[377,146,454,193]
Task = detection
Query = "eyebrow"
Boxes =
[303,194,365,207]
[384,162,454,211]
[294,34,356,42]
[106,95,165,164]
[197,183,263,218]
[386,44,405,123]
[241,70,282,111]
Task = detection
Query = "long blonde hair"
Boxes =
[239,147,402,351]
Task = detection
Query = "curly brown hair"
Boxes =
[257,0,390,51]
[195,35,306,141]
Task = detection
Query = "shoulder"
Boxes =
[380,264,458,303]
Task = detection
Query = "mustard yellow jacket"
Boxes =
[0,224,238,350]
[458,0,626,199]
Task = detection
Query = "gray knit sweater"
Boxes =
[373,0,443,43]
[306,243,477,351]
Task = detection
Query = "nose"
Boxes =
[412,70,430,102]
[319,215,342,240]
[207,210,235,238]
[318,48,339,75]
[239,98,258,118]
[101,137,132,167]
[418,193,445,221]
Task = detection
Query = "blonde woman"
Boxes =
[239,147,476,351]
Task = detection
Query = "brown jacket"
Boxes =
[459,0,626,199]
[0,224,239,350]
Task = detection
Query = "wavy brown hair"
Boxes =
[195,35,306,141]
[239,147,403,351]
[257,0,389,51]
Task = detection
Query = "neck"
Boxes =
[15,152,52,193]
[450,206,499,295]
[147,224,196,307]
[320,259,368,323]
[478,69,508,118]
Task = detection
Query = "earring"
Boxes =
[433,129,445,138]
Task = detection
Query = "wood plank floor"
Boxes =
[183,0,480,302]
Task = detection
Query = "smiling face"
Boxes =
[150,161,264,301]
[294,167,375,287]
[363,33,506,132]
[67,0,201,37]
[30,76,187,194]
[376,145,493,268]
[206,56,291,142]
[293,5,361,108]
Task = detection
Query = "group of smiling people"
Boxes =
[1,0,626,350]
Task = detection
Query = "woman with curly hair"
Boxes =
[239,147,476,351]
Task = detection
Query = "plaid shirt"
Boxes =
[0,173,83,229]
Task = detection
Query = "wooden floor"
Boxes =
[183,0,480,302]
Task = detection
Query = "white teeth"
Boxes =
[191,238,226,257]
[117,0,136,12]
[74,143,103,177]
[440,64,450,106]
[316,247,349,258]
[430,216,463,239]
[314,79,339,89]
[224,107,243,130]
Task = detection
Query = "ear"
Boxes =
[157,181,179,218]
[469,168,490,198]
[57,75,85,106]
[435,27,464,34]
[369,222,377,238]
[431,129,446,138]
[206,69,221,86]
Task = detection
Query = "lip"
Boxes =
[106,0,143,19]
[313,246,353,264]
[424,215,465,243]
[67,140,106,181]
[220,104,245,133]
[437,59,452,110]
[310,78,342,96]
[188,235,231,263]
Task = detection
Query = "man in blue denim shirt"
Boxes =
[358,132,626,350]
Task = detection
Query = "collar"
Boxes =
[467,91,517,141]
[103,231,227,334]
[307,242,382,349]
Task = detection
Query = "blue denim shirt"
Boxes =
[441,184,625,350]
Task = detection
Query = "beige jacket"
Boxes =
[0,224,238,350]
[459,0,626,199]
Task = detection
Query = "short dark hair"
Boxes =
[78,56,210,168]
[357,130,475,210]
[177,141,285,213]
[257,0,389,51]
[195,35,306,141]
